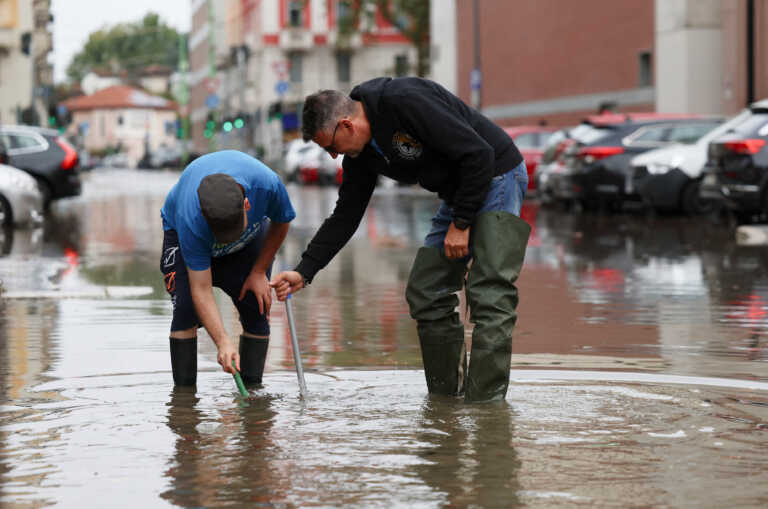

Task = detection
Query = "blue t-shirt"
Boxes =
[161,150,296,271]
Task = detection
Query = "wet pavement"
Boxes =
[0,168,767,507]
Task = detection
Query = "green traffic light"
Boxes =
[206,120,215,129]
[48,116,57,127]
[204,129,213,139]
[223,121,233,132]
[234,118,244,129]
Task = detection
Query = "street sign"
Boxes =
[203,77,221,94]
[470,69,482,91]
[275,81,289,96]
[205,94,219,109]
[272,60,289,78]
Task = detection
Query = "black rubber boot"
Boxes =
[239,335,269,385]
[169,336,197,386]
[465,211,530,403]
[406,246,468,396]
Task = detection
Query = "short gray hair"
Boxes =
[301,90,356,141]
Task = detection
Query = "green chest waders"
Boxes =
[406,247,468,396]
[465,211,530,402]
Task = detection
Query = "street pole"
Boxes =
[207,0,217,152]
[471,0,482,111]
[178,33,190,165]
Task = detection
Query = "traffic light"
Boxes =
[204,112,216,139]
[47,104,57,127]
[20,32,31,56]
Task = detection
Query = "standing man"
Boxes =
[161,150,296,387]
[271,77,531,402]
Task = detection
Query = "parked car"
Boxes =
[283,139,313,182]
[503,126,555,191]
[549,114,721,209]
[102,152,132,168]
[0,163,44,227]
[700,98,768,220]
[630,116,751,214]
[0,125,81,206]
[535,126,582,204]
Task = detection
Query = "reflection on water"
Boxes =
[0,170,767,506]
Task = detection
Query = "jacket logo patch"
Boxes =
[392,131,423,160]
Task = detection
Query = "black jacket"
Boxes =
[295,77,523,282]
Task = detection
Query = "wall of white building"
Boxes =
[69,108,178,166]
[0,0,34,124]
[429,0,457,94]
[655,0,723,114]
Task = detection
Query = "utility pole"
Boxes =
[178,33,190,164]
[207,0,217,151]
[237,46,247,150]
[470,0,482,111]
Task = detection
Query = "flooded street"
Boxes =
[1,169,767,507]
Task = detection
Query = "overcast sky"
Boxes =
[51,0,191,83]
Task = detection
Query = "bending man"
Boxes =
[161,150,295,386]
[271,77,530,402]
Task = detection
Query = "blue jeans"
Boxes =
[424,161,528,249]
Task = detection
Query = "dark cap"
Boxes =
[197,173,245,243]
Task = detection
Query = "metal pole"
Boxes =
[178,33,189,164]
[471,0,482,110]
[207,0,217,151]
[284,294,308,399]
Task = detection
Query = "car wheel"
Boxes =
[680,180,714,216]
[0,194,12,227]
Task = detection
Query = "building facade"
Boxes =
[431,0,768,127]
[188,0,417,160]
[454,0,655,127]
[62,85,178,166]
[0,0,54,126]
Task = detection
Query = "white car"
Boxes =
[630,114,748,213]
[283,139,345,185]
[0,163,44,227]
[283,139,314,182]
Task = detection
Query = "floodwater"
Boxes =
[0,169,767,508]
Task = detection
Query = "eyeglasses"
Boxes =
[323,121,341,154]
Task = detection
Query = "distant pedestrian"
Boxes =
[271,77,531,402]
[161,150,295,386]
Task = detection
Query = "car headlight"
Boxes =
[646,162,673,175]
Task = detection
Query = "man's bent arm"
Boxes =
[251,221,290,274]
[188,267,238,372]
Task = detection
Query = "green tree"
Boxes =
[66,13,182,83]
[337,0,430,77]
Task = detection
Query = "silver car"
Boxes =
[0,163,44,227]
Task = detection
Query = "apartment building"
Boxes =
[0,0,54,126]
[188,0,417,160]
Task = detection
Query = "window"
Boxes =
[288,1,303,27]
[513,132,538,149]
[337,0,351,24]
[9,133,42,149]
[638,51,652,87]
[625,125,669,146]
[336,52,351,83]
[667,123,721,144]
[289,53,303,83]
[394,54,408,77]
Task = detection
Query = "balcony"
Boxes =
[279,28,312,51]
